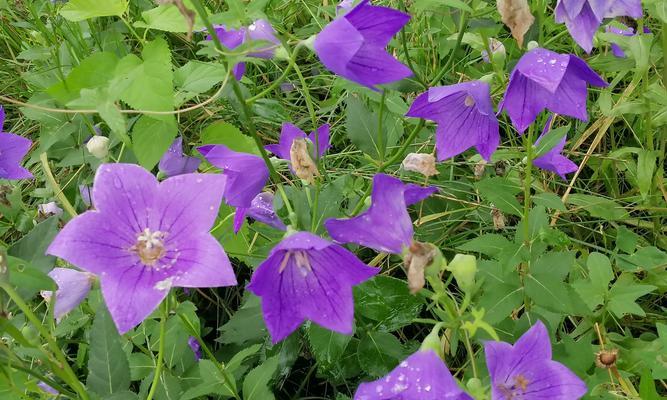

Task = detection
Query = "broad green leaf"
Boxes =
[476,177,523,216]
[636,149,657,200]
[67,88,127,141]
[47,52,120,104]
[533,126,568,158]
[307,324,351,367]
[354,276,423,332]
[357,331,406,377]
[532,192,567,211]
[639,368,661,400]
[200,121,258,155]
[180,359,236,400]
[616,247,667,271]
[128,353,153,381]
[135,0,204,33]
[413,0,473,12]
[8,216,59,272]
[644,0,667,23]
[87,303,130,396]
[457,233,510,259]
[242,356,280,400]
[102,391,139,400]
[7,256,56,299]
[607,274,656,318]
[131,115,177,170]
[572,252,613,311]
[174,61,227,105]
[345,96,403,160]
[567,194,628,221]
[526,252,589,315]
[218,294,266,345]
[60,0,128,21]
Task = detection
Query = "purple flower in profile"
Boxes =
[555,0,642,53]
[247,232,378,343]
[485,321,587,399]
[606,24,650,58]
[159,137,201,178]
[188,336,202,361]
[37,381,58,395]
[354,350,472,400]
[314,0,412,90]
[40,268,93,322]
[500,48,607,134]
[325,174,437,254]
[265,123,331,162]
[0,106,33,180]
[533,115,578,180]
[406,81,500,161]
[79,184,92,207]
[233,192,286,233]
[197,144,269,208]
[47,164,237,334]
[208,26,247,80]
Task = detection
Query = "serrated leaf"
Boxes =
[8,216,59,273]
[242,356,279,400]
[87,303,130,396]
[567,194,628,221]
[135,0,204,33]
[357,331,406,377]
[47,52,120,104]
[200,121,258,155]
[308,324,351,367]
[60,0,128,21]
[345,96,403,160]
[218,294,266,345]
[532,192,567,211]
[476,177,522,216]
[457,233,510,258]
[607,274,656,318]
[354,276,423,332]
[131,115,177,170]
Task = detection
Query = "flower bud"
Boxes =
[38,202,63,217]
[481,38,506,63]
[526,40,539,50]
[86,136,109,159]
[290,138,319,184]
[419,322,444,357]
[446,254,477,293]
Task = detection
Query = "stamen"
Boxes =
[131,228,167,266]
[278,251,312,276]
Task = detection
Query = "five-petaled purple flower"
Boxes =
[485,321,587,399]
[247,231,378,343]
[234,192,286,233]
[500,48,607,134]
[314,0,412,90]
[40,268,93,322]
[266,123,330,163]
[606,23,650,58]
[47,164,237,334]
[325,174,437,254]
[354,349,472,400]
[198,144,269,208]
[0,106,33,180]
[159,137,201,178]
[207,19,280,80]
[555,0,642,53]
[406,81,500,161]
[533,115,578,180]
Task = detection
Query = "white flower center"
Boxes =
[132,228,167,266]
[498,374,530,397]
[464,95,475,107]
[278,250,312,277]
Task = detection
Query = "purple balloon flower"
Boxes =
[265,123,331,162]
[485,321,587,399]
[500,48,607,134]
[533,115,578,180]
[606,24,650,58]
[325,174,437,254]
[188,336,202,361]
[79,184,92,207]
[208,25,247,80]
[247,231,378,343]
[406,81,500,161]
[354,349,473,400]
[40,268,93,322]
[555,0,642,53]
[233,192,286,233]
[47,164,237,334]
[197,144,270,208]
[314,0,412,90]
[158,137,201,178]
[0,106,33,180]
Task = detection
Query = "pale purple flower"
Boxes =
[79,184,92,207]
[158,137,201,178]
[246,19,281,58]
[207,25,247,80]
[233,192,286,233]
[354,350,473,400]
[188,336,202,361]
[337,0,356,14]
[500,48,607,134]
[533,115,578,180]
[406,81,500,161]
[606,24,650,58]
[481,38,506,63]
[265,123,331,162]
[485,321,587,399]
[555,0,642,52]
[40,268,93,322]
[37,381,58,395]
[0,106,33,180]
[280,82,296,93]
[38,202,63,217]
[47,164,237,334]
[325,174,437,254]
[314,0,412,90]
[247,232,378,343]
[197,144,269,208]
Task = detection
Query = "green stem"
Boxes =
[40,152,77,218]
[292,62,317,130]
[377,90,387,163]
[146,297,168,400]
[522,125,535,245]
[0,282,89,400]
[429,11,469,86]
[245,45,303,104]
[399,0,427,88]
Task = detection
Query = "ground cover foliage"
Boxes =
[0,0,666,399]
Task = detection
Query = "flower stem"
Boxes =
[377,90,387,163]
[0,281,89,400]
[40,152,77,218]
[246,45,304,104]
[429,10,469,86]
[522,125,535,245]
[146,296,168,400]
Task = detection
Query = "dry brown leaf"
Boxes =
[290,138,319,184]
[402,153,439,177]
[403,241,437,294]
[497,0,535,47]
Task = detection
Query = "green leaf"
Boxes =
[131,115,177,170]
[572,252,613,311]
[135,0,204,33]
[567,194,628,221]
[180,359,236,400]
[128,353,153,381]
[200,121,259,155]
[357,331,406,377]
[607,274,656,318]
[218,294,266,345]
[476,177,523,216]
[345,96,403,160]
[59,0,128,21]
[242,356,279,400]
[532,192,567,211]
[413,0,473,12]
[87,303,130,396]
[533,126,568,158]
[102,391,139,400]
[47,52,120,104]
[525,252,589,315]
[616,247,667,271]
[8,216,59,273]
[457,233,510,259]
[174,61,227,105]
[354,276,423,332]
[636,149,657,200]
[307,324,351,367]
[639,368,661,400]
[7,256,56,299]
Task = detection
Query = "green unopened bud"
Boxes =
[446,254,477,293]
[478,73,495,85]
[273,46,289,61]
[526,40,539,50]
[301,35,316,51]
[419,322,444,358]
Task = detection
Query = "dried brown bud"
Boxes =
[491,207,506,230]
[595,349,618,369]
[497,0,535,48]
[473,160,487,180]
[402,153,438,177]
[290,138,319,184]
[403,241,437,294]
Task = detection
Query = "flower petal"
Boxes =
[167,234,237,288]
[42,268,92,321]
[0,132,33,180]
